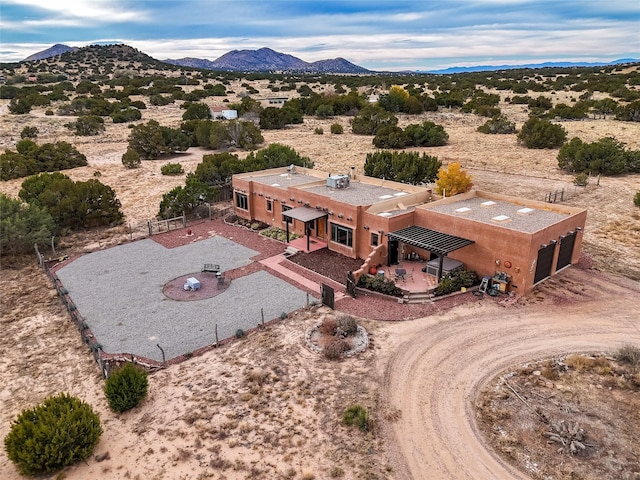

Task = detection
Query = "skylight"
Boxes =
[481,200,497,207]
[455,207,472,214]
[378,194,393,199]
[517,207,535,215]
[492,215,511,223]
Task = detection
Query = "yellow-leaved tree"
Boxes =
[435,162,473,196]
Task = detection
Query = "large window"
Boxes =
[282,205,292,224]
[266,199,272,212]
[235,193,248,210]
[371,232,379,246]
[331,223,353,247]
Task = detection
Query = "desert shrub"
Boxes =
[235,328,245,338]
[635,192,640,207]
[314,127,324,135]
[121,147,141,169]
[0,193,55,257]
[104,362,149,413]
[434,268,479,296]
[573,172,589,186]
[357,274,403,297]
[540,360,560,380]
[45,109,53,115]
[565,354,611,372]
[330,123,343,134]
[320,317,338,336]
[477,115,516,134]
[20,126,38,138]
[4,393,102,476]
[617,344,640,367]
[324,338,351,360]
[342,404,371,432]
[336,315,357,337]
[160,162,184,175]
[66,115,105,136]
[435,162,473,196]
[517,116,567,149]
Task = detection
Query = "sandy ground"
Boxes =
[1,85,640,479]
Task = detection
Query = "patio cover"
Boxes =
[387,226,474,256]
[282,207,327,222]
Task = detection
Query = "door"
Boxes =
[556,232,576,271]
[534,243,555,284]
[388,240,399,266]
[316,217,326,240]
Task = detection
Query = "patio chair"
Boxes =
[394,268,406,282]
[405,267,414,280]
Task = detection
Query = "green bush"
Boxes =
[477,115,516,134]
[121,147,141,169]
[517,116,567,149]
[4,393,102,476]
[314,127,324,135]
[104,362,149,413]
[342,405,370,432]
[330,123,344,134]
[20,126,38,138]
[160,162,184,175]
[357,274,403,297]
[634,191,640,207]
[434,268,479,296]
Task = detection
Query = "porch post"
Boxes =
[306,222,310,251]
[437,254,445,280]
[286,217,290,243]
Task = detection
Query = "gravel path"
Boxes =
[56,236,310,362]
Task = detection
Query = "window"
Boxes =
[371,232,379,246]
[235,193,248,210]
[266,199,272,212]
[331,223,353,247]
[282,205,292,224]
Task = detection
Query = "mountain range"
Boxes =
[20,44,639,74]
[164,47,370,73]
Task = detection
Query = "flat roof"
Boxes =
[248,172,320,189]
[304,182,412,206]
[427,196,569,233]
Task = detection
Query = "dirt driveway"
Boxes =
[378,267,640,479]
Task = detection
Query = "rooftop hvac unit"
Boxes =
[327,174,350,189]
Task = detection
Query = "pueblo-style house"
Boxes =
[232,166,587,294]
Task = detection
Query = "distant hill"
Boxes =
[165,47,370,73]
[24,44,78,61]
[424,58,640,74]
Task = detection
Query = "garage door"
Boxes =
[534,243,555,284]
[556,232,576,271]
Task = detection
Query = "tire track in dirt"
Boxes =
[380,270,640,479]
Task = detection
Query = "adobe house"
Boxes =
[232,166,587,294]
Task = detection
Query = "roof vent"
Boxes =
[492,215,511,223]
[481,200,497,207]
[517,207,535,215]
[455,207,472,214]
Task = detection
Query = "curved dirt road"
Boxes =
[380,268,640,479]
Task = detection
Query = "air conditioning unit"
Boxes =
[327,174,350,189]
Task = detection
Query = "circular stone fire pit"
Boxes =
[163,273,230,301]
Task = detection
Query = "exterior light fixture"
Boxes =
[337,214,343,218]
[347,216,353,221]
[378,229,384,234]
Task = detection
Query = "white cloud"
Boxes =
[2,0,148,24]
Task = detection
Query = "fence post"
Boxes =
[182,214,186,228]
[148,220,152,236]
[215,323,219,347]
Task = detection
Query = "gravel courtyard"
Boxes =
[55,236,311,362]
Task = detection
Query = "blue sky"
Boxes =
[1,0,639,70]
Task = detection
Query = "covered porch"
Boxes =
[387,226,474,280]
[282,206,329,253]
